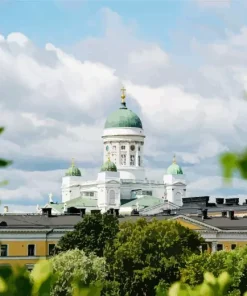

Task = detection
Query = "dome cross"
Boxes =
[121,86,126,104]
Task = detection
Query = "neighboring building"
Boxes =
[1,211,247,269]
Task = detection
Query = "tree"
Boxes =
[57,213,119,257]
[49,249,106,296]
[0,127,12,186]
[181,247,247,296]
[104,218,203,296]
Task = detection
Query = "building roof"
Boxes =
[104,102,143,129]
[192,216,247,230]
[65,160,81,177]
[100,159,117,172]
[120,195,164,210]
[0,214,82,228]
[47,197,98,214]
[0,213,247,231]
[167,156,183,175]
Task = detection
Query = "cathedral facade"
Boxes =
[45,88,186,215]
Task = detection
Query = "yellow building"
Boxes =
[0,214,81,270]
[0,212,247,270]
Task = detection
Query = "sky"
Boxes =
[1,0,247,212]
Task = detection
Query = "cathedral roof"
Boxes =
[167,156,183,175]
[100,158,117,172]
[104,87,143,129]
[65,159,81,177]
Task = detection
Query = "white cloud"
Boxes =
[1,9,247,209]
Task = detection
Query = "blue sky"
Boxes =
[0,0,241,50]
[1,0,247,211]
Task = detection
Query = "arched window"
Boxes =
[109,190,115,205]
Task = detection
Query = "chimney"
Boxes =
[216,198,224,205]
[41,208,52,217]
[80,209,86,218]
[3,206,8,214]
[222,211,227,218]
[202,209,208,220]
[227,210,234,220]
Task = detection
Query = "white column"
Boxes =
[135,147,139,167]
[211,242,217,253]
[126,142,130,166]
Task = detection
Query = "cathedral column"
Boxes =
[135,146,139,167]
[126,142,130,166]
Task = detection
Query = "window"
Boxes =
[121,145,126,150]
[121,154,126,165]
[48,244,56,256]
[231,244,237,250]
[201,244,208,252]
[217,244,223,251]
[112,145,116,151]
[138,146,141,151]
[130,145,135,151]
[109,190,115,205]
[130,155,135,166]
[28,244,35,256]
[138,156,141,166]
[1,245,8,257]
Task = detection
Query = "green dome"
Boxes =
[167,156,183,175]
[104,102,143,129]
[101,159,117,172]
[65,161,81,177]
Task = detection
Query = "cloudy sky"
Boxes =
[1,0,247,212]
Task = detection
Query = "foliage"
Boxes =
[166,272,238,296]
[0,127,12,186]
[220,150,247,181]
[48,249,106,296]
[104,218,203,296]
[181,247,247,295]
[57,213,119,257]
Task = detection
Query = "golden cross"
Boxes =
[173,154,176,163]
[121,86,126,103]
[71,158,75,166]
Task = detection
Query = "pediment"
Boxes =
[170,215,220,231]
[172,182,186,186]
[106,180,120,184]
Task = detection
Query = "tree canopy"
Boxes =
[49,249,106,296]
[181,247,247,296]
[57,213,119,257]
[104,217,203,296]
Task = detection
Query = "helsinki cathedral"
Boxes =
[43,88,187,215]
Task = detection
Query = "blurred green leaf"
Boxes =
[0,159,12,168]
[220,153,237,181]
[0,127,4,135]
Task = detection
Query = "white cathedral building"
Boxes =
[43,88,187,215]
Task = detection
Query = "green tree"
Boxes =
[57,213,119,257]
[49,249,106,296]
[104,218,203,296]
[0,127,12,186]
[181,247,247,296]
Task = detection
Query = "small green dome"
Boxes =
[167,156,183,175]
[65,160,81,177]
[104,102,142,129]
[101,159,117,172]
